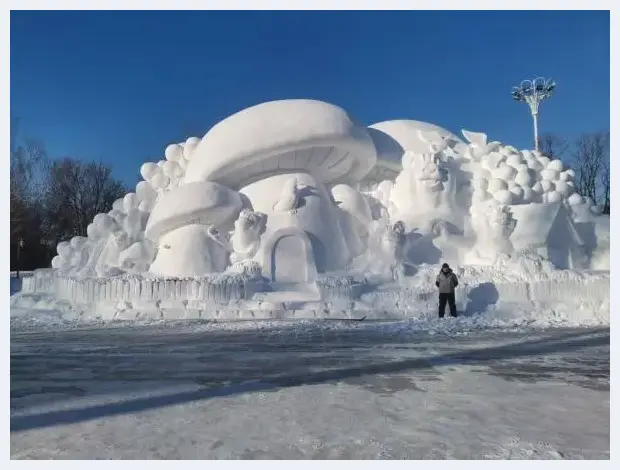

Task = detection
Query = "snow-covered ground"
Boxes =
[10,316,609,459]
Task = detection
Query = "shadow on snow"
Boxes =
[10,326,609,432]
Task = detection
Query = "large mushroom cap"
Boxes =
[369,120,466,168]
[145,181,242,242]
[184,99,377,189]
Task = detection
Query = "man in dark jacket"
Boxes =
[435,263,458,318]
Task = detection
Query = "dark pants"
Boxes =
[438,293,457,318]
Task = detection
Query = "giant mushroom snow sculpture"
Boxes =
[23,98,609,321]
[184,99,377,282]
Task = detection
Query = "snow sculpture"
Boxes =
[460,131,579,207]
[145,181,243,277]
[331,184,373,259]
[369,119,467,168]
[229,209,267,264]
[184,99,377,281]
[51,237,88,273]
[380,221,406,261]
[185,99,376,188]
[466,199,517,265]
[52,212,148,278]
[362,121,608,273]
[272,177,300,213]
[389,143,461,230]
[42,97,608,315]
[48,133,203,279]
[352,218,408,281]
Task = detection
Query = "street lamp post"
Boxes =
[16,238,25,279]
[511,77,556,151]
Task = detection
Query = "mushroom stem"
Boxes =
[149,224,230,277]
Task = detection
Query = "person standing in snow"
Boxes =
[435,262,458,318]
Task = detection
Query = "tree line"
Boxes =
[10,118,127,271]
[538,131,610,214]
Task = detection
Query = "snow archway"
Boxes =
[263,227,317,283]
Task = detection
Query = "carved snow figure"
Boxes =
[272,177,299,213]
[229,209,267,264]
[466,200,517,265]
[383,221,406,260]
[379,221,408,280]
[389,145,459,229]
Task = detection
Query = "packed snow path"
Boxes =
[11,321,609,459]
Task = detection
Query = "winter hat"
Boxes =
[441,263,450,269]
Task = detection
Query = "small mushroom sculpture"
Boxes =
[145,181,243,277]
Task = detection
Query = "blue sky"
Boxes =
[11,10,609,186]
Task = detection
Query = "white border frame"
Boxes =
[4,1,615,466]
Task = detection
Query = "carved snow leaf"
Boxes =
[462,130,488,148]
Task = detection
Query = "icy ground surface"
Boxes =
[11,320,609,459]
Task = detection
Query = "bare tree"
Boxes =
[10,190,29,239]
[10,117,49,200]
[600,142,610,214]
[10,118,49,242]
[538,133,569,160]
[43,158,127,243]
[570,131,610,212]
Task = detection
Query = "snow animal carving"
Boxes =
[467,199,517,265]
[229,209,267,264]
[272,177,299,213]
